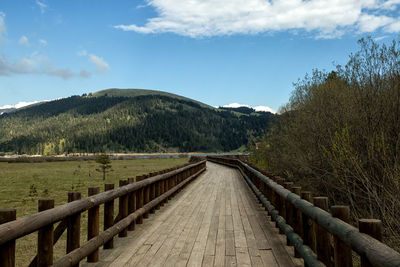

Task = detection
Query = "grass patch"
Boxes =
[0,157,189,266]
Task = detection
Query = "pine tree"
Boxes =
[95,153,113,180]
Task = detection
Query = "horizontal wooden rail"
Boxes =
[0,160,206,267]
[208,156,400,267]
[53,166,205,266]
[238,165,324,266]
[0,160,205,246]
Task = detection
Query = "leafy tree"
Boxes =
[251,37,400,248]
[95,153,112,180]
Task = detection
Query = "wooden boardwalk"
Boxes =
[82,162,301,267]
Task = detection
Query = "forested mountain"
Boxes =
[0,89,274,154]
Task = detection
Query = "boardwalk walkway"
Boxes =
[83,162,301,267]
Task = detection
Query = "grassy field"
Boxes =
[0,157,189,266]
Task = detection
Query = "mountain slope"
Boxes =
[92,88,213,108]
[0,89,274,154]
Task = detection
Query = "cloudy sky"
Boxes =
[1,0,400,111]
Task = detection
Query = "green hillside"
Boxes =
[0,89,274,154]
[92,88,212,108]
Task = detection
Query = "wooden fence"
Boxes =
[208,156,400,267]
[0,160,206,267]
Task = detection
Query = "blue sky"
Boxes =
[1,0,400,112]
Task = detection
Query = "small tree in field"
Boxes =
[95,153,112,180]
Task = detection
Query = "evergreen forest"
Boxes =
[0,90,273,154]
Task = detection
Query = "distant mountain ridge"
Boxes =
[93,88,213,108]
[0,107,16,115]
[0,88,274,154]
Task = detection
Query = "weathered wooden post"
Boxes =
[284,182,293,245]
[37,199,54,266]
[136,187,144,224]
[291,186,302,258]
[104,183,114,249]
[0,209,16,267]
[276,178,285,233]
[67,192,81,267]
[164,178,169,204]
[119,180,129,237]
[87,187,100,262]
[155,180,161,210]
[284,182,293,224]
[301,191,316,253]
[276,178,285,214]
[127,178,136,231]
[331,206,352,267]
[359,219,382,267]
[150,182,156,214]
[160,178,165,206]
[269,178,277,221]
[168,175,174,200]
[313,197,333,267]
[143,184,150,219]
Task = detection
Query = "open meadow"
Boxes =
[0,157,189,266]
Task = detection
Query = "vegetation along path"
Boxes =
[82,161,300,267]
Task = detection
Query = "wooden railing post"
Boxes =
[127,178,136,231]
[301,191,316,253]
[118,180,129,237]
[284,182,293,246]
[143,184,150,219]
[291,186,302,258]
[67,192,81,267]
[104,183,114,249]
[160,178,165,206]
[37,199,54,267]
[164,177,169,203]
[331,206,352,267]
[276,178,285,233]
[168,175,173,200]
[155,180,161,210]
[87,187,100,262]
[313,197,333,267]
[150,182,156,214]
[0,209,16,267]
[359,219,382,267]
[136,187,144,224]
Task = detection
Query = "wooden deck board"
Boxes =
[81,162,299,267]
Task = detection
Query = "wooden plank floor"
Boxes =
[81,162,302,267]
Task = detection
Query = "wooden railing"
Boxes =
[0,160,206,267]
[208,156,400,267]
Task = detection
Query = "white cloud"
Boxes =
[89,54,110,73]
[136,4,148,9]
[0,12,5,45]
[374,35,389,41]
[36,0,47,14]
[0,101,39,110]
[77,49,87,57]
[254,105,276,113]
[18,35,29,46]
[223,103,250,108]
[380,0,400,10]
[385,19,400,32]
[39,39,47,46]
[0,53,90,79]
[222,103,276,113]
[357,14,394,32]
[115,0,400,38]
